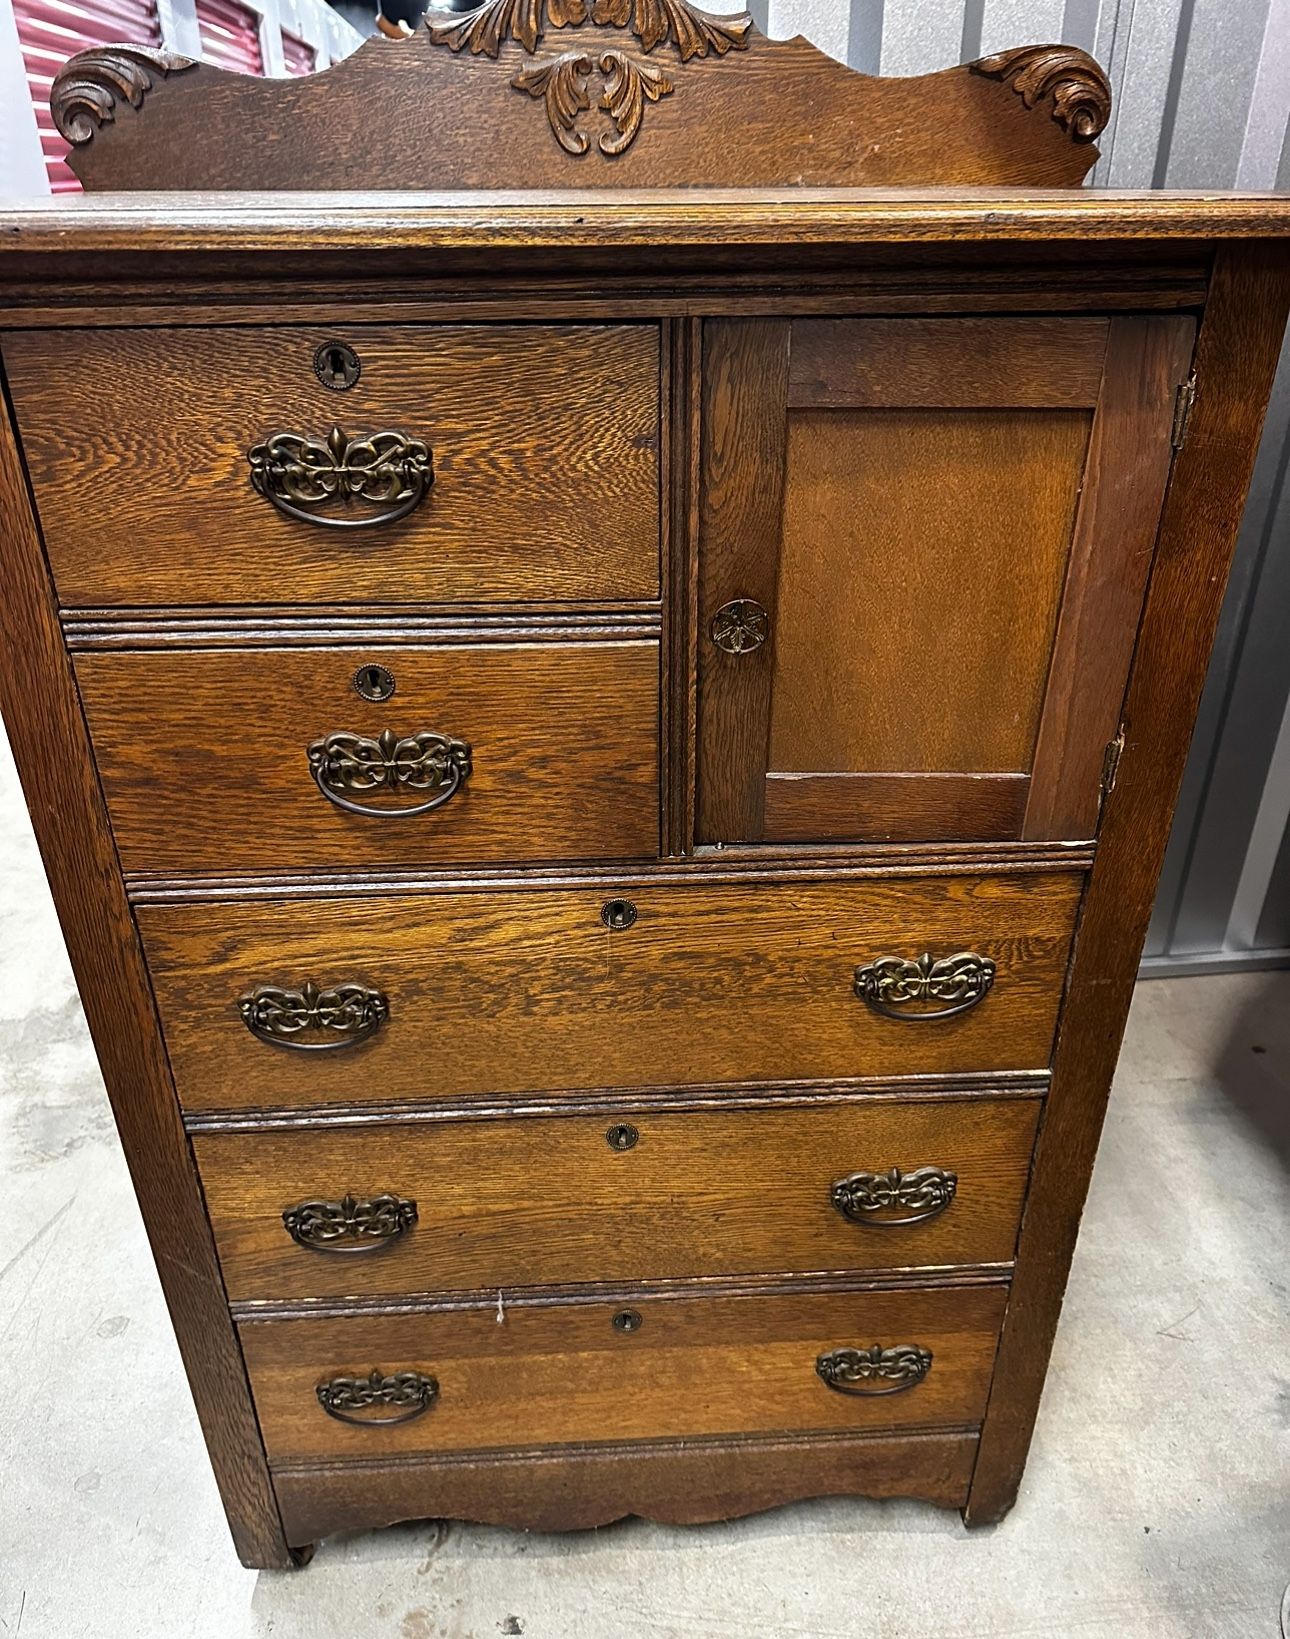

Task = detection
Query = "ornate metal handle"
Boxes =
[283,1193,418,1254]
[831,1166,958,1228]
[308,727,472,818]
[248,425,433,529]
[816,1344,932,1396]
[316,1368,439,1426]
[238,980,389,1050]
[853,951,996,1020]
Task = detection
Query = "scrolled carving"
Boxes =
[51,46,197,146]
[971,44,1111,141]
[426,0,748,61]
[512,49,672,155]
[427,0,746,157]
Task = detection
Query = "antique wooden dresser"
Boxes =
[2,15,1289,1570]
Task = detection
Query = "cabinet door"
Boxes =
[697,316,1195,845]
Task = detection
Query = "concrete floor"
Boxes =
[1,730,1288,1639]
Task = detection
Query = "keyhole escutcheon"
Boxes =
[314,341,361,391]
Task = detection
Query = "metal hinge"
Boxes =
[1172,373,1197,449]
[1100,726,1126,808]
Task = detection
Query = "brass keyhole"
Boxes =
[601,899,638,931]
[612,1309,643,1334]
[353,663,396,703]
[606,1123,639,1151]
[314,341,361,391]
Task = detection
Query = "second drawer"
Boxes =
[196,1097,1040,1302]
[76,640,659,873]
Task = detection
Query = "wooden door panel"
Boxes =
[698,314,1196,846]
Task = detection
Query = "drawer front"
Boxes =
[4,324,660,607]
[196,1098,1040,1301]
[77,641,659,873]
[139,872,1082,1113]
[241,1283,1008,1463]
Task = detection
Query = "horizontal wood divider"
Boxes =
[1,265,1211,330]
[62,606,663,650]
[232,1267,1014,1323]
[183,1070,1049,1132]
[125,843,1097,903]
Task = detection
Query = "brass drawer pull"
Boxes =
[831,1166,958,1227]
[853,951,996,1020]
[308,727,472,818]
[283,1193,418,1253]
[238,980,389,1050]
[816,1344,932,1396]
[248,425,432,529]
[316,1368,439,1426]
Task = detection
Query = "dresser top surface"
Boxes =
[2,188,1290,259]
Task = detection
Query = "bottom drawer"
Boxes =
[241,1283,1007,1465]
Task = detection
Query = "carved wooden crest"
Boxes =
[423,0,749,154]
[48,18,1111,190]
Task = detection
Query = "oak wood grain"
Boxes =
[767,403,1088,781]
[75,641,660,874]
[4,323,659,608]
[239,1282,1009,1462]
[2,191,1290,257]
[695,318,786,841]
[1023,314,1196,838]
[762,773,1029,844]
[195,1097,1039,1301]
[786,318,1109,407]
[0,385,294,1567]
[965,243,1290,1524]
[272,1427,978,1541]
[135,871,1084,1112]
[57,30,1103,193]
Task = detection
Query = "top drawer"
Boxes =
[2,324,660,608]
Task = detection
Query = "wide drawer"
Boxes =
[3,324,660,607]
[76,641,659,873]
[196,1098,1040,1301]
[138,872,1083,1113]
[241,1282,1008,1463]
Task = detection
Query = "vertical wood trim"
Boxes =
[1023,314,1196,840]
[665,317,700,857]
[966,244,1290,1526]
[696,319,789,843]
[0,373,296,1569]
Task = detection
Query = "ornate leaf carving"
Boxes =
[427,0,557,57]
[51,45,196,145]
[512,51,594,152]
[971,44,1111,141]
[597,50,673,153]
[426,0,749,61]
[512,48,672,155]
[590,0,749,59]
